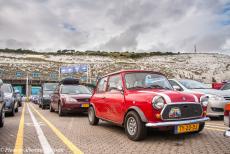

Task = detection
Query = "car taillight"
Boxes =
[224,111,229,116]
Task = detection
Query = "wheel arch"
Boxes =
[123,106,148,125]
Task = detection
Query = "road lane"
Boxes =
[30,104,83,154]
[1,102,230,154]
[27,104,54,154]
[13,104,25,154]
[30,103,230,154]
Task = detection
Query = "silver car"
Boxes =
[0,79,5,127]
[169,79,230,118]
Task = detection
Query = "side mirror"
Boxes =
[0,79,3,87]
[117,85,124,92]
[173,85,182,91]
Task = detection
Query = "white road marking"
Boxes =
[27,105,54,154]
[205,124,228,129]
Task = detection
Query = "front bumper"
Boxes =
[62,103,89,112]
[145,117,210,127]
[207,100,229,117]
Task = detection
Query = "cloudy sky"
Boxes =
[0,0,229,53]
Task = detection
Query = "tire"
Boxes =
[15,107,18,113]
[88,106,99,125]
[124,111,147,141]
[10,103,15,116]
[41,104,45,110]
[0,107,5,128]
[49,104,54,112]
[197,122,205,133]
[58,104,64,117]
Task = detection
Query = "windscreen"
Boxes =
[44,83,58,91]
[61,85,91,94]
[1,84,12,93]
[179,80,208,89]
[125,72,173,90]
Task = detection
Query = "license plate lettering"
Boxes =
[81,104,89,108]
[176,124,199,134]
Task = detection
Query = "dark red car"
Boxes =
[88,70,209,141]
[50,78,92,116]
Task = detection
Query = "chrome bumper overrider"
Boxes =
[145,117,210,127]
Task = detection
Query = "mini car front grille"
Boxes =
[224,97,230,101]
[76,98,89,102]
[161,103,203,121]
[211,107,224,112]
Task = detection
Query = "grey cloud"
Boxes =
[0,0,229,53]
[0,39,32,49]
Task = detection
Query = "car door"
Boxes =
[92,77,108,118]
[52,85,60,110]
[104,74,125,124]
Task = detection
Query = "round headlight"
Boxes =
[152,96,165,110]
[200,95,209,107]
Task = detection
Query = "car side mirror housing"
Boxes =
[0,79,3,87]
[173,85,182,91]
[117,85,124,92]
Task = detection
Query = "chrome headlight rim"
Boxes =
[200,95,209,107]
[152,95,165,110]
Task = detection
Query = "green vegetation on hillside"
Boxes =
[0,48,176,59]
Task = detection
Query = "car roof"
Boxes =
[60,77,80,85]
[101,70,165,78]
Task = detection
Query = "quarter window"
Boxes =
[97,77,107,93]
[107,74,122,91]
[169,80,183,91]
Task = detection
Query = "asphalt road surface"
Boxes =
[0,102,230,154]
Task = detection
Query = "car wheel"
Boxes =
[10,103,15,116]
[0,107,5,127]
[42,104,45,110]
[124,111,147,141]
[58,104,64,117]
[88,106,99,125]
[197,122,205,133]
[49,104,54,112]
[15,103,18,113]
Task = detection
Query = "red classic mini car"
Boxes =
[88,70,209,141]
[50,78,92,116]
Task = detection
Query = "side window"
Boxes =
[107,74,123,91]
[169,80,183,91]
[97,77,107,93]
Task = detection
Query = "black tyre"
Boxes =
[197,122,205,133]
[41,104,45,110]
[15,103,18,113]
[49,104,54,112]
[0,107,5,128]
[88,106,99,125]
[58,104,64,116]
[124,111,147,141]
[10,104,15,116]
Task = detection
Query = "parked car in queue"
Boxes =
[50,78,92,116]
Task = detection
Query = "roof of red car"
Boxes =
[102,70,165,78]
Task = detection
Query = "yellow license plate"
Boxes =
[176,123,199,134]
[81,104,89,108]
